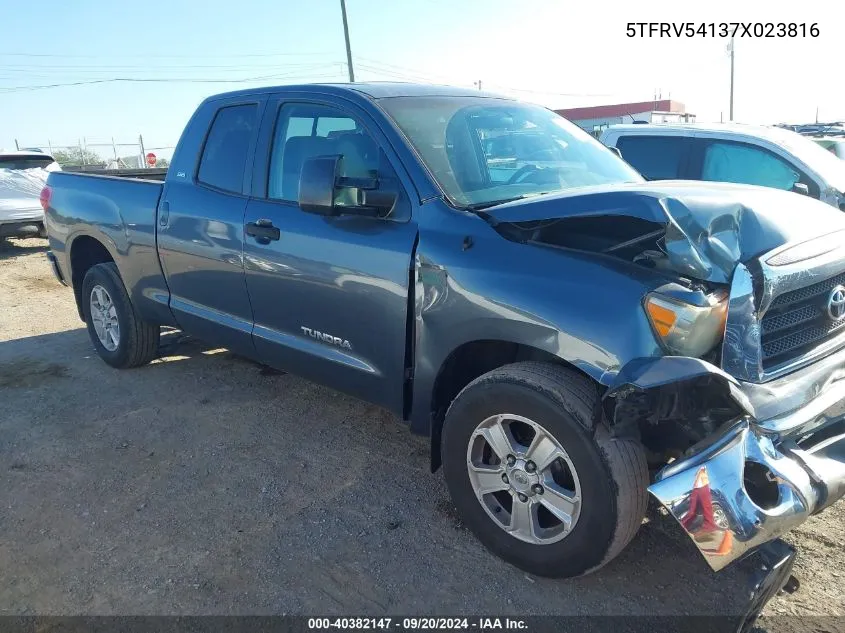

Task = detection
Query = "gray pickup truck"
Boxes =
[43,83,845,604]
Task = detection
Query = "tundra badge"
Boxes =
[301,326,352,350]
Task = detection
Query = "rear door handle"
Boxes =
[246,219,280,243]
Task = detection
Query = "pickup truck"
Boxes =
[43,83,845,596]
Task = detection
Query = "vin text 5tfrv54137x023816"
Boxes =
[41,82,845,626]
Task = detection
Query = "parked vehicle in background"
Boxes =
[777,122,845,137]
[0,151,61,239]
[600,123,845,210]
[42,84,845,622]
[813,137,845,160]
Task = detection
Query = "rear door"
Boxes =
[242,95,418,414]
[614,134,692,180]
[157,98,266,357]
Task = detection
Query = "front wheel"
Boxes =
[441,362,648,578]
[81,262,159,368]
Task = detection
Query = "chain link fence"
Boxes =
[12,135,175,170]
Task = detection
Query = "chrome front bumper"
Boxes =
[649,375,845,571]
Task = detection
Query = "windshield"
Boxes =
[774,131,845,192]
[380,96,642,208]
[813,138,845,161]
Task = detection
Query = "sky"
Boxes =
[1,0,842,160]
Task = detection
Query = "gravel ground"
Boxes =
[1,237,843,624]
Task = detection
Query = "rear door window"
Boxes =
[614,135,688,180]
[197,103,259,193]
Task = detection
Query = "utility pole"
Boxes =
[139,134,146,169]
[474,80,482,91]
[340,0,355,82]
[728,36,735,121]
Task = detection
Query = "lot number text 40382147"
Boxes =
[308,618,528,631]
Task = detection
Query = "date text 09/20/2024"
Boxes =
[626,22,820,37]
[308,619,527,630]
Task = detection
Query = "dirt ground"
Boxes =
[1,237,843,624]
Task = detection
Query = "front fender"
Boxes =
[409,203,672,436]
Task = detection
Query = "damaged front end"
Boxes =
[605,253,845,573]
[490,183,845,573]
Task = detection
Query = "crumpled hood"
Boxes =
[487,180,845,283]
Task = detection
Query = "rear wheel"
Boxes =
[81,262,159,368]
[441,362,648,578]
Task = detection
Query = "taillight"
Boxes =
[40,185,52,212]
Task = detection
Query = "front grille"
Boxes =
[761,271,845,369]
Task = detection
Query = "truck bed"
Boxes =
[45,170,173,327]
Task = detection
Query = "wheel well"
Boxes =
[69,235,115,321]
[428,340,586,471]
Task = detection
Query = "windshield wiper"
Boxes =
[463,194,540,212]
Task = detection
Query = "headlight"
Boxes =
[644,290,728,357]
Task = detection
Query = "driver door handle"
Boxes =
[245,219,281,243]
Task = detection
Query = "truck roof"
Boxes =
[206,81,508,102]
[604,122,807,145]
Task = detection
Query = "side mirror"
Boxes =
[298,154,398,218]
[299,155,340,216]
[608,146,623,159]
[792,182,810,196]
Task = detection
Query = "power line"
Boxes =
[481,82,615,97]
[354,63,442,83]
[0,72,342,93]
[354,57,459,84]
[0,51,337,59]
[0,64,345,83]
[354,57,616,97]
[0,61,340,71]
[354,62,464,87]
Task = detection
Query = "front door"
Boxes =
[242,98,418,414]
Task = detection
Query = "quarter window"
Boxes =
[197,104,258,193]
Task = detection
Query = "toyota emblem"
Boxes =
[827,285,845,321]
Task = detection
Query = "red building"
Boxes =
[555,100,696,137]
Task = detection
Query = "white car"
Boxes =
[600,123,845,211]
[0,151,61,239]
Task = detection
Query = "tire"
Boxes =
[81,262,159,369]
[37,223,47,239]
[441,361,648,578]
